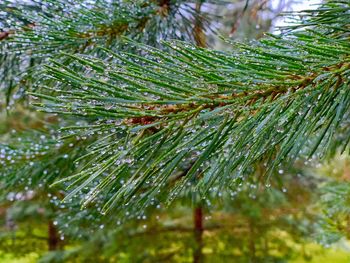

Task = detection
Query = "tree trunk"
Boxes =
[193,205,204,263]
[193,3,205,262]
[194,2,206,48]
[48,220,60,251]
[249,220,256,263]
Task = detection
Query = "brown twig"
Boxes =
[0,31,9,41]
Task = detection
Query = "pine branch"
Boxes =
[25,1,350,214]
[3,1,350,216]
[0,0,229,105]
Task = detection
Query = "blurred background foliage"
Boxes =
[1,0,350,262]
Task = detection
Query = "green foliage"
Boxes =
[28,0,350,214]
[1,0,350,262]
[0,0,229,104]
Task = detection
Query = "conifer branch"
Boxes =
[21,1,349,213]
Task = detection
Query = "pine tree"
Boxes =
[1,0,350,262]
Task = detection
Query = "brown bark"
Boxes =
[158,0,170,6]
[48,220,60,251]
[192,4,206,261]
[158,0,170,17]
[248,220,256,262]
[193,206,204,263]
[193,2,206,48]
